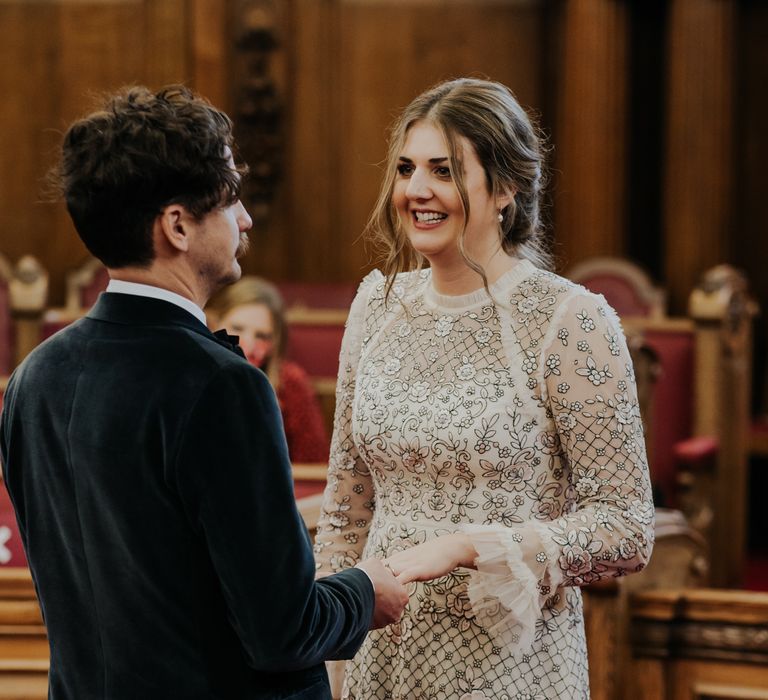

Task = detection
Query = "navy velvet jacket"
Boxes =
[0,293,373,699]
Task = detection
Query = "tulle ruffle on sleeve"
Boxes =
[463,523,564,656]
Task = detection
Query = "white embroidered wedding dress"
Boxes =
[314,259,654,699]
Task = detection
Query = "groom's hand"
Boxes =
[355,558,409,630]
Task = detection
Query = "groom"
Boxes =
[0,85,406,699]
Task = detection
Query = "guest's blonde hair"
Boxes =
[366,77,551,300]
[206,276,286,389]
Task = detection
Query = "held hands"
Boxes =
[383,533,478,585]
[355,558,409,630]
[353,534,477,629]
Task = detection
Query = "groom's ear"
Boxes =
[156,204,192,253]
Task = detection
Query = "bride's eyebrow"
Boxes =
[397,156,449,164]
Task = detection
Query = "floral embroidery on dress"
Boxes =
[315,261,653,699]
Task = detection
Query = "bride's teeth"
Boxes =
[415,211,446,222]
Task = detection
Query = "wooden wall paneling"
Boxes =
[50,1,153,298]
[0,0,193,308]
[266,0,340,283]
[143,0,191,88]
[662,0,736,314]
[191,0,230,111]
[0,2,63,283]
[335,1,420,282]
[553,0,629,270]
[334,0,548,283]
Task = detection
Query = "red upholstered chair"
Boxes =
[283,307,348,507]
[284,307,348,444]
[567,256,666,319]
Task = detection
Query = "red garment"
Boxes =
[276,360,329,463]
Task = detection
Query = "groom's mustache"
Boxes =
[236,233,250,259]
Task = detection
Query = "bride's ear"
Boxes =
[496,186,516,213]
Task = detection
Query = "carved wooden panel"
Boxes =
[630,589,768,700]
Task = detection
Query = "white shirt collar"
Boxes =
[105,280,207,326]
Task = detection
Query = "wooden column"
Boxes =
[555,0,629,269]
[663,0,736,313]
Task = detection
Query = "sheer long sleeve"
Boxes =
[464,291,654,653]
[314,271,383,573]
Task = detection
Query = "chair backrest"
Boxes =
[284,308,347,439]
[65,257,109,313]
[625,320,696,508]
[567,256,666,318]
[40,258,109,341]
[277,281,357,310]
[284,308,347,378]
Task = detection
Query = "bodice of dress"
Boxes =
[314,260,654,699]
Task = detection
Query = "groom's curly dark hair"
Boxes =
[50,85,247,269]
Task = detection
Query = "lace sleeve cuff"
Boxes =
[463,523,563,656]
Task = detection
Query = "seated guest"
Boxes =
[208,276,329,462]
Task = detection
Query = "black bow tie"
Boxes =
[212,329,246,359]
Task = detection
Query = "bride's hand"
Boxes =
[384,533,477,584]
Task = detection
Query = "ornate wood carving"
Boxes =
[688,265,758,587]
[631,589,768,666]
[231,0,285,226]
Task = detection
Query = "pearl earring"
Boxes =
[497,212,504,223]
